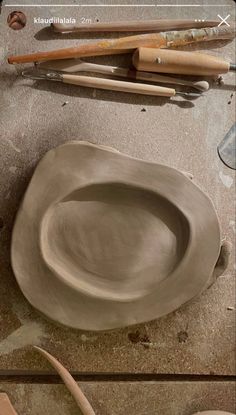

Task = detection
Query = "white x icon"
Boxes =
[217,14,231,27]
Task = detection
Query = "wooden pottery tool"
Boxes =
[0,393,18,415]
[22,69,201,98]
[39,59,209,92]
[51,18,220,33]
[8,24,235,64]
[133,48,236,76]
[217,123,236,170]
[35,347,95,415]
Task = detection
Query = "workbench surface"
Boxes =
[0,0,235,414]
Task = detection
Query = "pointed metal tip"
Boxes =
[177,91,203,98]
[22,69,48,80]
[22,69,62,81]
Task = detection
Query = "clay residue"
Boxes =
[219,171,233,188]
[229,220,235,233]
[128,330,150,344]
[177,330,188,343]
[9,166,18,174]
[0,322,45,356]
[4,138,21,153]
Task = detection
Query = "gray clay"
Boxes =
[11,142,230,330]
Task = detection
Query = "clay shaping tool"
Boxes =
[8,24,235,64]
[22,69,201,98]
[39,59,209,92]
[51,19,220,33]
[133,47,236,76]
[35,346,95,415]
[217,123,236,170]
[0,393,18,415]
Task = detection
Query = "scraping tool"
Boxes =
[39,59,209,92]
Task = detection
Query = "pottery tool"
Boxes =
[51,19,220,33]
[22,69,201,98]
[35,347,95,415]
[8,24,235,64]
[217,123,236,170]
[133,48,236,76]
[39,59,209,92]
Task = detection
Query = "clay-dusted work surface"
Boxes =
[0,382,235,415]
[0,0,235,373]
[11,142,222,330]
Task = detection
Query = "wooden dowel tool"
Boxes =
[51,19,220,33]
[132,48,236,76]
[8,24,235,65]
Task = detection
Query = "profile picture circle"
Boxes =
[7,11,26,31]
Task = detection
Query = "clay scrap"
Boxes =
[0,393,18,415]
[11,142,230,330]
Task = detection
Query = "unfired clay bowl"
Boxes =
[11,141,230,330]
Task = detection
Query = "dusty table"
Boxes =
[0,0,235,414]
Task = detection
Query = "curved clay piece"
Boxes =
[213,240,232,277]
[11,142,228,330]
[34,346,95,415]
[0,393,18,415]
[182,171,194,180]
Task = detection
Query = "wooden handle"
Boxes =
[133,48,230,75]
[8,25,235,65]
[62,74,175,97]
[35,347,95,415]
[0,394,18,415]
[52,19,219,33]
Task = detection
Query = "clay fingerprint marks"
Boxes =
[34,347,96,415]
[0,393,18,415]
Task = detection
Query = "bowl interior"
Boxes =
[40,183,190,301]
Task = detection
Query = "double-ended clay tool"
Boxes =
[22,69,201,99]
[51,18,220,33]
[133,47,236,76]
[39,59,209,92]
[8,24,235,64]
